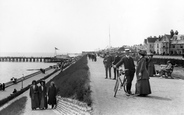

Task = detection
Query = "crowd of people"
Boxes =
[102,49,155,96]
[87,53,97,62]
[29,80,57,110]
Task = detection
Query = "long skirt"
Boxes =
[39,95,48,109]
[135,79,151,95]
[31,94,40,109]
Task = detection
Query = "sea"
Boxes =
[0,52,57,83]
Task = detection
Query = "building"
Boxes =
[144,37,157,53]
[170,35,184,55]
[154,37,162,54]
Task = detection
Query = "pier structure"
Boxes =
[0,57,57,62]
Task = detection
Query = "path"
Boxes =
[89,57,184,115]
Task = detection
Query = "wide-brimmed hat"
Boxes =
[138,50,147,56]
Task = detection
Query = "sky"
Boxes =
[0,0,184,55]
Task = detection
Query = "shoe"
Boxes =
[125,92,130,96]
[113,78,116,80]
[129,92,134,95]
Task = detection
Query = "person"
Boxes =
[135,50,151,96]
[13,88,17,94]
[48,81,57,109]
[112,52,121,80]
[29,80,40,110]
[103,52,113,79]
[147,53,156,77]
[160,60,173,78]
[2,83,5,91]
[115,49,135,96]
[39,81,47,110]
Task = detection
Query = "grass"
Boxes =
[46,55,92,106]
[0,96,27,115]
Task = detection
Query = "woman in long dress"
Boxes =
[135,50,151,96]
[29,80,40,110]
[48,81,57,109]
[39,81,47,109]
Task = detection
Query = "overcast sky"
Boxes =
[0,0,184,54]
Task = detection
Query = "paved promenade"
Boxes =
[89,57,184,115]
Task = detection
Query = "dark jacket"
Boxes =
[103,55,113,67]
[112,55,121,65]
[116,56,135,76]
[136,57,149,80]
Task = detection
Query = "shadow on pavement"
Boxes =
[145,95,172,101]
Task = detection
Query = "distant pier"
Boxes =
[0,57,62,62]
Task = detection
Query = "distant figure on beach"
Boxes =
[40,68,45,74]
[2,83,5,91]
[135,50,151,96]
[12,88,17,94]
[48,81,57,109]
[30,80,40,110]
[11,77,17,84]
[39,80,47,110]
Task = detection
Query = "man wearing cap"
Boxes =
[103,52,113,79]
[114,49,135,95]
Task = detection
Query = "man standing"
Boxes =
[112,52,121,80]
[114,49,135,95]
[103,52,113,79]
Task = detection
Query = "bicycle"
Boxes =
[114,68,128,97]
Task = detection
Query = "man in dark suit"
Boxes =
[112,52,121,80]
[114,49,135,96]
[103,52,113,79]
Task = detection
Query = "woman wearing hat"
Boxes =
[39,80,47,109]
[29,80,40,110]
[135,50,151,96]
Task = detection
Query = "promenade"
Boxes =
[89,57,184,115]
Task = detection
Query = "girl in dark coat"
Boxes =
[135,50,151,96]
[30,80,40,110]
[39,81,47,109]
[48,81,57,109]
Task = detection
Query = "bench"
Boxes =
[160,64,174,79]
